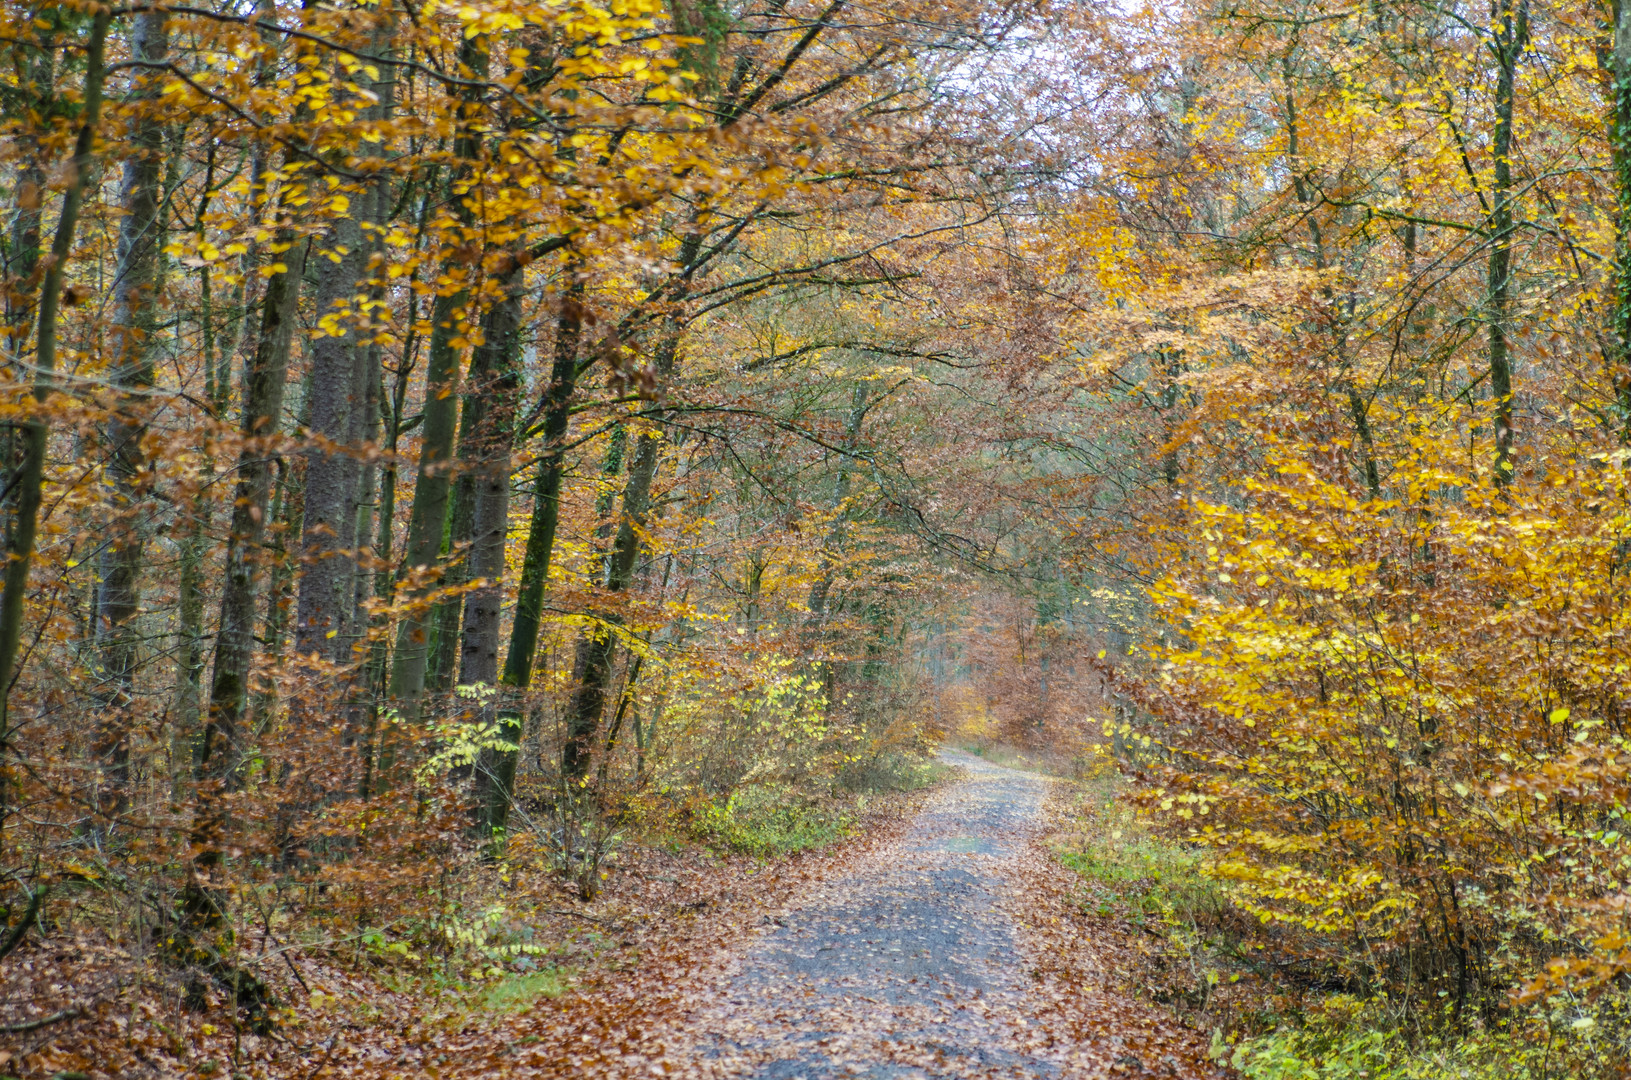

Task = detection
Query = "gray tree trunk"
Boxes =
[293,213,367,661]
[463,275,523,834]
[93,9,170,814]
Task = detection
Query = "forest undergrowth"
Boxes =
[0,752,943,1079]
[1049,757,1630,1080]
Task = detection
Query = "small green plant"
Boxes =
[416,685,518,781]
[437,904,554,967]
[697,784,858,857]
[837,752,950,793]
[1055,779,1223,930]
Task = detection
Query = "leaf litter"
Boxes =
[436,751,1224,1079]
[3,756,1221,1079]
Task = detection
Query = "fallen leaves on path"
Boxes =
[436,754,1228,1079]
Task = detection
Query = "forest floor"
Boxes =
[434,750,1224,1079]
[3,752,1224,1079]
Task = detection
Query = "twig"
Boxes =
[545,908,607,925]
[0,1008,81,1033]
[0,885,45,962]
[281,950,312,995]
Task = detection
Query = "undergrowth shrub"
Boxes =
[1112,400,1631,1032]
[694,784,861,857]
[1058,772,1631,1079]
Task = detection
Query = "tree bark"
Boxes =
[293,214,368,661]
[463,273,523,834]
[94,8,171,815]
[386,39,488,741]
[561,233,700,781]
[501,284,583,692]
[476,285,586,832]
[562,353,674,780]
[189,202,309,924]
[1612,0,1631,437]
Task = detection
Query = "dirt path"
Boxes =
[665,751,1222,1079]
[451,752,1222,1079]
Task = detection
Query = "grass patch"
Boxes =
[841,752,953,792]
[478,969,569,1013]
[1053,773,1224,934]
[697,753,949,858]
[1224,996,1617,1080]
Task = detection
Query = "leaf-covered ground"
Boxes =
[2,756,1220,1078]
[444,752,1223,1078]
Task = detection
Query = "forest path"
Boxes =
[678,750,1219,1079]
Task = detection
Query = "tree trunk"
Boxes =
[386,39,488,741]
[562,382,665,779]
[93,8,170,816]
[501,285,583,691]
[476,285,584,835]
[0,9,110,858]
[293,214,368,661]
[188,210,309,925]
[561,233,700,780]
[1488,0,1526,484]
[2,34,53,377]
[1612,0,1631,437]
[427,475,472,693]
[464,273,523,835]
[805,381,868,629]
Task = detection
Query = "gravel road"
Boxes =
[684,750,1200,1079]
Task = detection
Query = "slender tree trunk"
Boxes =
[1488,0,1527,484]
[805,382,868,628]
[562,233,701,780]
[586,423,627,586]
[502,283,583,691]
[427,476,472,693]
[93,9,170,816]
[476,284,584,834]
[3,29,53,374]
[0,9,111,858]
[1611,0,1631,437]
[188,204,309,926]
[562,349,675,780]
[0,38,54,700]
[365,279,416,793]
[173,501,207,783]
[386,39,488,741]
